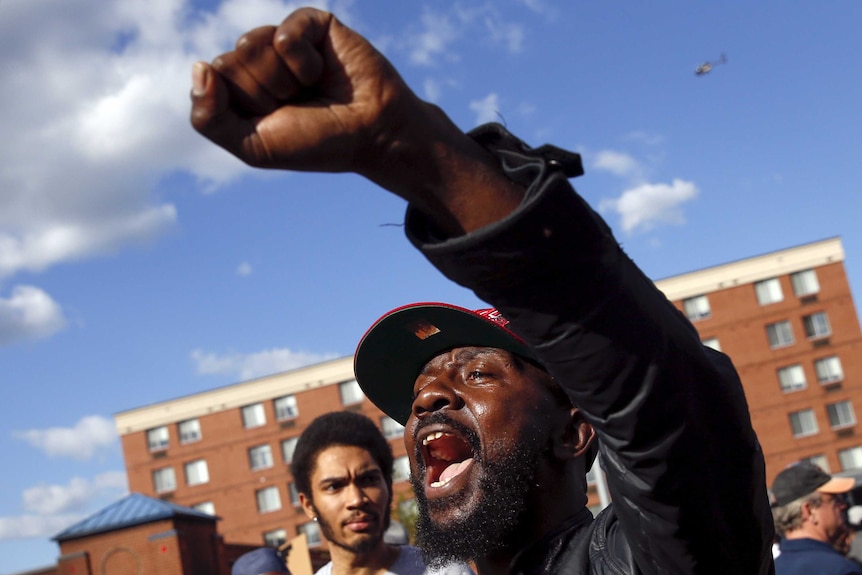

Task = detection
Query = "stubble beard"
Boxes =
[314,508,390,555]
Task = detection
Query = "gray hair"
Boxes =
[772,492,823,536]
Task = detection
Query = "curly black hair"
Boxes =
[291,411,394,500]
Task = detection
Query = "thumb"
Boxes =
[190,61,262,165]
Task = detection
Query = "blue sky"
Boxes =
[2,0,861,572]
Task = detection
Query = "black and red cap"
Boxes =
[354,302,541,426]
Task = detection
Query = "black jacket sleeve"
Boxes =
[403,124,775,574]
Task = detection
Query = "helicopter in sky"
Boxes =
[695,53,727,76]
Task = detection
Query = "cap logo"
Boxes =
[475,308,509,327]
[409,320,441,340]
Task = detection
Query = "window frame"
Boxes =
[185,459,210,486]
[249,444,275,471]
[827,400,856,430]
[791,269,820,297]
[256,486,282,514]
[803,311,832,340]
[754,277,784,306]
[777,364,807,393]
[789,408,819,438]
[274,395,299,421]
[815,356,844,385]
[682,295,711,321]
[840,446,862,472]
[339,379,365,405]
[766,320,795,349]
[281,437,299,464]
[178,418,202,444]
[153,466,176,494]
[147,426,170,452]
[241,403,267,429]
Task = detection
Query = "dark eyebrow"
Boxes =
[419,347,512,375]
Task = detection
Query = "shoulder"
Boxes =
[313,561,333,575]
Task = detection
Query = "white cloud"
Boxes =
[0,0,346,345]
[423,77,442,102]
[470,93,501,125]
[0,472,127,540]
[14,416,118,461]
[0,513,85,541]
[409,10,458,66]
[592,150,641,178]
[483,16,524,53]
[22,472,127,516]
[599,179,699,233]
[0,286,67,345]
[236,262,253,276]
[191,347,338,380]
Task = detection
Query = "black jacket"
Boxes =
[404,124,775,574]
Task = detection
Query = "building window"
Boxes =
[815,356,844,385]
[827,401,856,430]
[777,365,807,393]
[256,486,282,513]
[803,312,831,339]
[153,467,176,493]
[789,409,818,438]
[178,419,202,444]
[192,501,216,515]
[755,278,784,306]
[185,459,210,486]
[263,529,287,548]
[339,379,364,405]
[393,456,411,483]
[282,437,299,464]
[298,521,321,547]
[147,426,169,451]
[766,320,794,349]
[791,269,820,297]
[701,337,721,352]
[380,416,405,439]
[682,295,711,321]
[839,446,862,471]
[242,403,267,429]
[288,482,301,506]
[274,395,299,421]
[249,444,274,471]
[804,454,830,473]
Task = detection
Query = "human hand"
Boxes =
[190,7,424,180]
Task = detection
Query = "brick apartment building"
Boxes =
[115,237,862,555]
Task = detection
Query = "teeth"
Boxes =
[422,431,446,445]
[430,477,452,488]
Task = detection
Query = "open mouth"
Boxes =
[421,429,476,489]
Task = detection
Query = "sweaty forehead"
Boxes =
[418,346,514,375]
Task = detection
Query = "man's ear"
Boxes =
[552,407,596,461]
[299,492,317,520]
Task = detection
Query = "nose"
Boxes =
[345,483,369,507]
[412,378,463,418]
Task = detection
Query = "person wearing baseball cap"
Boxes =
[231,547,290,575]
[193,9,774,573]
[772,461,861,574]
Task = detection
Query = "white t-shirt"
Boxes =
[313,545,473,575]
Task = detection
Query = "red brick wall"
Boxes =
[672,262,862,484]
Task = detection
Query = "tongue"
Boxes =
[439,458,474,483]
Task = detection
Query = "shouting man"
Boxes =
[191,7,774,573]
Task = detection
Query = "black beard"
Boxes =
[314,508,390,555]
[410,421,545,568]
